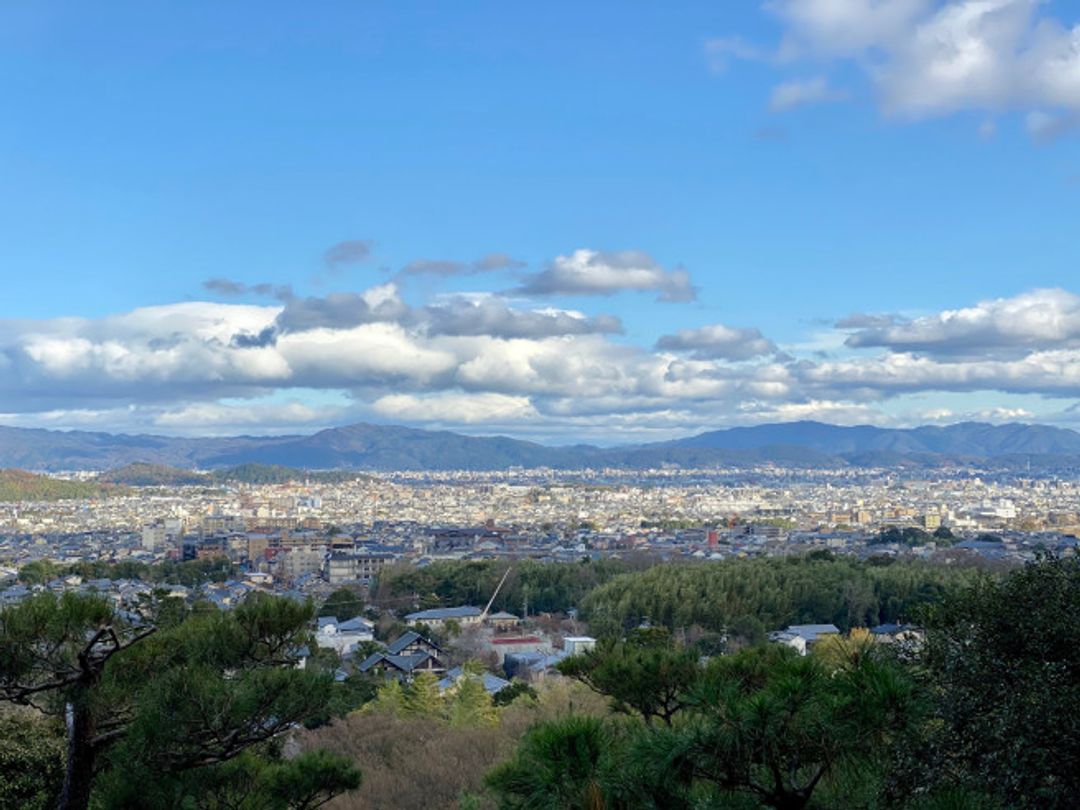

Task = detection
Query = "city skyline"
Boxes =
[2,2,1080,442]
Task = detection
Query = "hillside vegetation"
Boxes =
[96,462,369,487]
[580,554,988,637]
[97,463,207,486]
[0,470,114,502]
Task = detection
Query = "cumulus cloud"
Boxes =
[656,324,778,360]
[728,0,1080,129]
[271,284,409,334]
[421,295,623,339]
[515,249,696,302]
[801,348,1080,397]
[770,0,933,59]
[5,280,1080,439]
[842,288,1080,357]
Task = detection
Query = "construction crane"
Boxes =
[480,566,512,622]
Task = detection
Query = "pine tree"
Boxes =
[403,671,443,717]
[370,677,405,716]
[447,675,495,727]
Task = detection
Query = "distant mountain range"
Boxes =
[3,420,1080,474]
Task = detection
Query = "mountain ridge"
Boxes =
[2,420,1080,473]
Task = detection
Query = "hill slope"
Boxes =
[662,420,1080,456]
[0,470,115,501]
[3,420,1080,472]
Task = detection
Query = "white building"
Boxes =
[315,615,375,655]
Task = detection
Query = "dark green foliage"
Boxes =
[664,645,916,809]
[212,464,368,485]
[97,462,208,486]
[559,629,701,726]
[318,588,364,619]
[872,526,933,546]
[97,745,361,809]
[493,641,917,810]
[896,554,1080,809]
[581,556,983,637]
[377,558,633,615]
[16,559,57,584]
[491,680,537,707]
[0,710,65,809]
[304,674,380,729]
[486,716,615,810]
[51,556,238,588]
[260,748,363,809]
[0,591,357,810]
[96,462,369,487]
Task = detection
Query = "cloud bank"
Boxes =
[3,269,1080,439]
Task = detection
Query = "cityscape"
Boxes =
[3,1,1080,808]
[4,451,1078,616]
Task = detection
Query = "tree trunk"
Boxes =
[60,701,96,810]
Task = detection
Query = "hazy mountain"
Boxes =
[662,421,1080,456]
[2,420,1080,473]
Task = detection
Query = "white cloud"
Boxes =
[154,400,345,432]
[769,76,848,110]
[656,324,778,359]
[842,288,1080,356]
[737,0,1080,129]
[802,348,1080,396]
[372,392,537,424]
[515,249,696,302]
[421,294,623,338]
[769,0,934,58]
[4,281,1080,440]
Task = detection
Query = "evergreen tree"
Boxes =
[403,671,443,717]
[370,678,405,716]
[896,554,1080,809]
[558,630,701,726]
[487,716,614,809]
[0,591,359,810]
[447,674,496,727]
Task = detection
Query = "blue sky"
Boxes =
[2,1,1079,442]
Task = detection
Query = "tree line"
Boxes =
[17,556,238,588]
[374,558,640,615]
[580,554,988,639]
